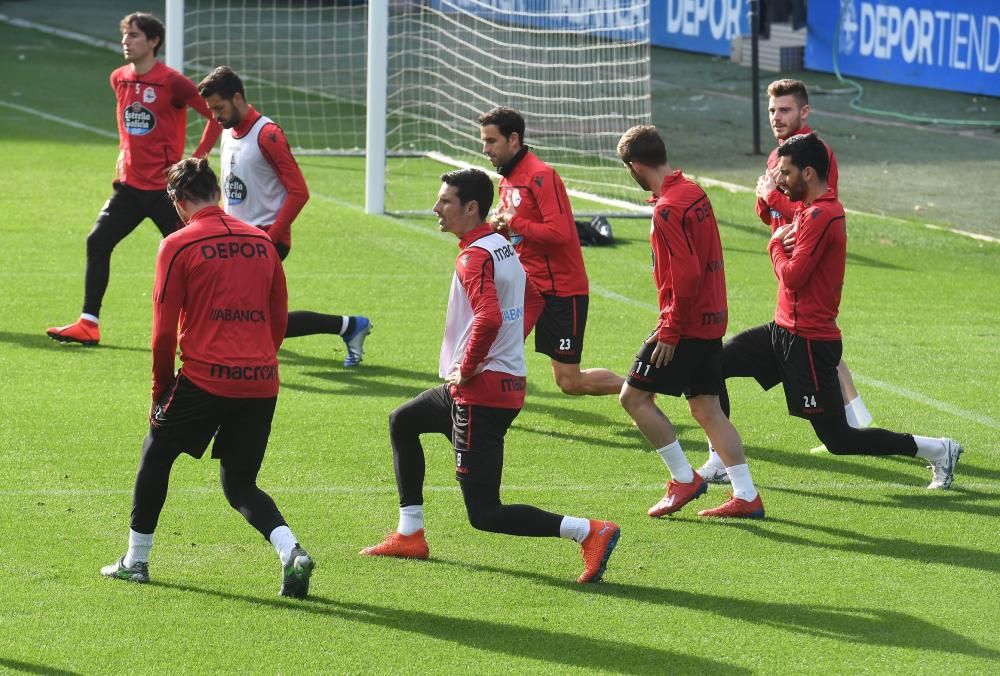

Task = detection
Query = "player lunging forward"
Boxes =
[721,133,962,490]
[362,169,620,583]
[48,12,220,345]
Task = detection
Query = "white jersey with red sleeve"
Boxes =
[439,225,531,408]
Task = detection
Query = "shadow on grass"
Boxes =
[432,559,999,661]
[0,658,79,675]
[746,440,937,487]
[0,331,146,353]
[705,515,1000,575]
[769,484,1000,520]
[150,580,748,675]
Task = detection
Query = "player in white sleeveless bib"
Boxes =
[198,66,372,367]
[361,169,621,584]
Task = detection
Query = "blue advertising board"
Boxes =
[805,0,1000,97]
[650,0,750,56]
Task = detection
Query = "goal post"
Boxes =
[174,0,652,215]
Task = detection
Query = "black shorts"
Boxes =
[534,294,588,364]
[149,373,277,472]
[94,182,180,242]
[723,322,842,419]
[626,335,723,397]
[412,384,520,488]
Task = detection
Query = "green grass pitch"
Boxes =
[1,16,999,676]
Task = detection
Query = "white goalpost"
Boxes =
[171,0,651,215]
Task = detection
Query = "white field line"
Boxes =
[852,375,999,430]
[2,481,997,497]
[0,99,117,139]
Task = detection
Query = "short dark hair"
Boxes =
[477,106,526,142]
[198,66,245,100]
[767,78,809,107]
[617,125,667,166]
[440,168,493,220]
[120,12,165,57]
[167,157,220,203]
[776,132,829,181]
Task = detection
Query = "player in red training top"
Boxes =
[361,169,620,583]
[47,12,221,346]
[100,158,314,598]
[720,133,962,490]
[693,78,869,471]
[615,126,765,519]
[478,107,624,396]
[197,66,372,367]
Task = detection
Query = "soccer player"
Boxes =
[100,157,314,597]
[697,78,870,471]
[478,107,624,396]
[47,12,221,346]
[361,169,620,583]
[616,126,764,519]
[197,66,371,366]
[720,132,962,489]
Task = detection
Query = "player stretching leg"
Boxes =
[720,133,962,490]
[361,170,620,582]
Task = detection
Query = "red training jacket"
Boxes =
[755,125,839,230]
[151,205,288,402]
[498,148,589,296]
[111,61,221,191]
[650,171,728,344]
[768,189,846,340]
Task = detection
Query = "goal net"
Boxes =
[179,0,651,212]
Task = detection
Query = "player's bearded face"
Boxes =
[777,156,806,202]
[625,162,649,191]
[204,94,241,128]
[769,95,804,141]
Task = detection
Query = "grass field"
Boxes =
[1,7,999,676]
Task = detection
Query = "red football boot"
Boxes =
[647,474,708,517]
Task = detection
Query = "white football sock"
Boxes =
[913,436,946,461]
[657,440,694,483]
[80,313,99,324]
[725,464,758,502]
[844,403,859,428]
[398,505,424,535]
[705,442,725,469]
[337,316,355,337]
[850,396,873,428]
[559,516,591,544]
[123,529,153,568]
[268,525,299,566]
